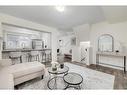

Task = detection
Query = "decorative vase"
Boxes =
[60,64,64,69]
[115,50,119,53]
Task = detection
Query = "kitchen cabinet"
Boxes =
[2,24,51,50]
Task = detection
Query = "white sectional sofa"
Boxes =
[0,59,45,89]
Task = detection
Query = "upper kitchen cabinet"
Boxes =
[2,24,51,50]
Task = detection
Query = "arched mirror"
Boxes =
[98,34,114,52]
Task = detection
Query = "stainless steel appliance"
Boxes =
[32,39,44,49]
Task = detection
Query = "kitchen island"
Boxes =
[2,48,51,53]
[2,48,52,63]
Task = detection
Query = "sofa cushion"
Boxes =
[0,71,14,89]
[0,59,12,67]
[3,61,45,79]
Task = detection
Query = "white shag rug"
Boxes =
[18,62,115,90]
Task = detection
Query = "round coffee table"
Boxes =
[47,66,69,89]
[63,72,83,89]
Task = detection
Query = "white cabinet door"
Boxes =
[72,46,81,62]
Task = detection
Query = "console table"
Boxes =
[96,52,126,73]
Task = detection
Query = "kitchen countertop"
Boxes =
[2,48,51,53]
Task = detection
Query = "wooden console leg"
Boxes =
[15,85,18,90]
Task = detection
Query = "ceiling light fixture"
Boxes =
[55,6,65,12]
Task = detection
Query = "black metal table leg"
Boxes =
[64,84,81,90]
[20,56,22,63]
[64,84,69,90]
[47,76,63,90]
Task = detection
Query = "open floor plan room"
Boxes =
[0,6,127,90]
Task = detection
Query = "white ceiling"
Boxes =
[102,6,127,23]
[0,6,127,31]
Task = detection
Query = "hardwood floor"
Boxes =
[85,64,127,89]
[57,55,127,89]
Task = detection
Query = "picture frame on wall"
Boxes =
[59,40,64,47]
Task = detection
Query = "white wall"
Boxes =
[0,22,3,38]
[0,21,3,59]
[72,24,91,63]
[58,33,74,55]
[0,13,59,61]
[72,46,81,62]
[90,21,127,70]
[73,24,90,46]
[72,21,127,70]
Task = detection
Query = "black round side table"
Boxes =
[63,72,83,89]
[47,66,69,90]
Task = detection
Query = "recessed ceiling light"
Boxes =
[55,6,65,12]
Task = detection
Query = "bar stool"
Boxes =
[29,51,40,62]
[41,51,46,63]
[22,51,30,62]
[45,50,51,62]
[9,52,22,65]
